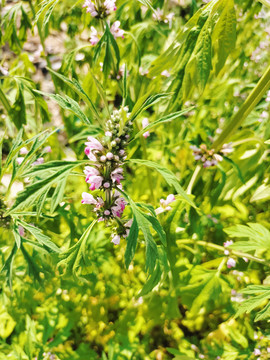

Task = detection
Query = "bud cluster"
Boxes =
[81,107,133,245]
[190,143,233,168]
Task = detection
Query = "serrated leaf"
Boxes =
[33,90,90,124]
[58,220,97,281]
[6,161,82,214]
[47,68,100,121]
[17,220,60,253]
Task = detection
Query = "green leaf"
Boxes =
[35,0,58,31]
[121,192,164,273]
[1,244,17,291]
[225,223,270,252]
[9,82,26,130]
[33,90,90,125]
[17,220,60,253]
[50,177,67,213]
[125,217,139,269]
[235,285,270,321]
[212,0,236,74]
[130,93,172,121]
[250,183,270,203]
[6,161,83,215]
[58,221,97,281]
[139,262,162,296]
[132,107,194,140]
[47,68,100,121]
[128,159,196,208]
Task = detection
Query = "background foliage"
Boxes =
[0,0,270,359]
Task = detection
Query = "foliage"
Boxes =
[1,0,270,359]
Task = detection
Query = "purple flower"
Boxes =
[111,234,120,245]
[82,0,98,17]
[111,168,124,184]
[18,225,25,237]
[32,157,44,166]
[19,147,28,155]
[104,0,117,13]
[81,192,97,204]
[110,21,124,39]
[16,157,24,165]
[142,118,150,138]
[84,166,103,190]
[253,349,261,356]
[90,26,99,46]
[227,258,236,269]
[85,136,104,161]
[43,146,52,153]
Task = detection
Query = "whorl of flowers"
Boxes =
[83,0,117,18]
[82,107,133,245]
[190,143,234,168]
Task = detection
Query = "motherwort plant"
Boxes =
[81,107,133,244]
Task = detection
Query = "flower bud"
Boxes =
[100,155,107,162]
[106,152,114,160]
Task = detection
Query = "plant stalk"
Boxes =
[213,63,270,150]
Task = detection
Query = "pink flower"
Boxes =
[156,194,175,214]
[111,234,120,245]
[19,147,28,155]
[161,70,170,77]
[111,196,126,217]
[224,240,233,247]
[81,192,97,204]
[115,196,126,211]
[90,26,100,46]
[43,146,52,153]
[104,0,117,13]
[82,0,98,16]
[16,157,24,165]
[227,258,236,269]
[142,118,150,138]
[110,21,124,39]
[32,158,44,166]
[111,168,124,184]
[18,225,25,237]
[84,166,103,190]
[85,136,104,160]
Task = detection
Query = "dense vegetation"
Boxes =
[0,0,270,359]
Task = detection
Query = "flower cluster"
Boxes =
[190,143,233,168]
[83,0,117,18]
[153,8,175,28]
[82,107,134,245]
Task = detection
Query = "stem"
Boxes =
[186,165,202,195]
[213,62,270,150]
[177,239,270,267]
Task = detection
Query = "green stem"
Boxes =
[177,239,270,267]
[186,164,202,195]
[213,62,270,150]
